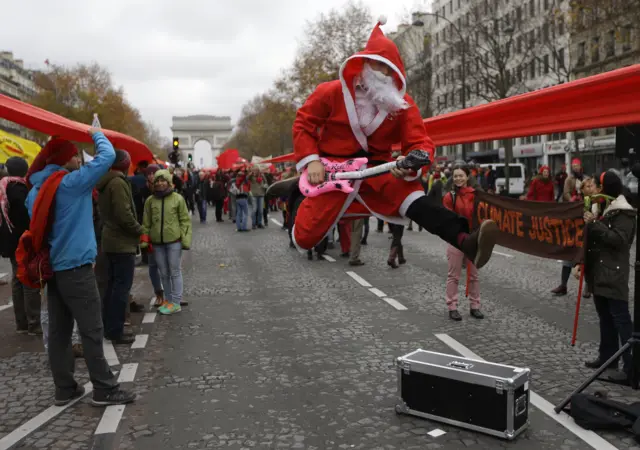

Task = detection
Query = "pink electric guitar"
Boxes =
[298,150,431,198]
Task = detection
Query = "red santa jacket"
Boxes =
[526,166,555,202]
[292,19,434,171]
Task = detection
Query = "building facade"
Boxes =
[170,115,233,167]
[0,51,38,136]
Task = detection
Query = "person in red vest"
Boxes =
[525,165,555,202]
[291,16,499,270]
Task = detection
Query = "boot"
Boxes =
[387,247,399,269]
[551,285,567,296]
[398,245,406,265]
[459,220,499,269]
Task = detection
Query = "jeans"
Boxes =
[236,197,249,231]
[594,295,633,373]
[147,251,163,294]
[197,198,207,223]
[252,196,264,227]
[154,242,183,305]
[48,265,119,395]
[9,256,41,330]
[102,253,136,340]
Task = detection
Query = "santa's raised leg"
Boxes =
[291,16,499,269]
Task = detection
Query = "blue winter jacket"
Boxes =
[26,132,116,271]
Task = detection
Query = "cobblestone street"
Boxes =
[1,216,639,450]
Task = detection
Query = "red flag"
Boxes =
[217,149,239,170]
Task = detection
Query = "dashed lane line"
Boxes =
[131,334,149,349]
[0,381,93,450]
[322,255,336,262]
[117,363,138,383]
[0,301,13,313]
[142,312,156,324]
[382,297,408,311]
[369,287,387,298]
[346,271,372,287]
[434,333,620,450]
[270,218,283,227]
[494,251,514,258]
[103,340,120,366]
[94,405,126,435]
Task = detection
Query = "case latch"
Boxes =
[447,361,474,370]
[397,359,411,374]
[515,394,527,416]
[495,380,505,394]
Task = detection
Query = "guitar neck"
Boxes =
[333,161,397,180]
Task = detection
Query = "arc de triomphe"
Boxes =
[170,115,233,167]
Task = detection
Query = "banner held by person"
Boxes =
[472,191,585,263]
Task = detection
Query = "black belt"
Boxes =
[319,150,387,167]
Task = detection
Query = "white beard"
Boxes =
[360,63,409,113]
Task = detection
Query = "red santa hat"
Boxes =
[338,16,408,151]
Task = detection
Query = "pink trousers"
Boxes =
[446,245,480,311]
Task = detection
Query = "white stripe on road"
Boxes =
[0,381,93,450]
[103,340,120,366]
[322,255,336,262]
[369,288,387,298]
[434,333,620,450]
[270,218,283,227]
[94,405,126,435]
[382,297,407,310]
[131,334,149,349]
[142,312,156,324]
[494,251,514,258]
[148,296,157,308]
[346,271,372,287]
[0,272,8,279]
[117,363,138,383]
[0,302,13,313]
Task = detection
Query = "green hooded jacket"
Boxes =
[142,178,192,249]
[96,171,143,254]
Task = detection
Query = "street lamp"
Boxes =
[413,13,468,160]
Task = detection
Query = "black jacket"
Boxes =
[585,195,636,301]
[0,181,30,258]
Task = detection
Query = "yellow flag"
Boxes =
[0,130,41,166]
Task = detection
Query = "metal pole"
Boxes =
[461,39,467,161]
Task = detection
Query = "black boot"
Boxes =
[398,245,406,264]
[584,358,618,370]
[449,310,462,321]
[459,221,499,269]
[387,247,399,268]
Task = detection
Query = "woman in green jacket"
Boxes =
[141,170,192,315]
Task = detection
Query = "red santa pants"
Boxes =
[337,220,352,254]
[292,173,425,250]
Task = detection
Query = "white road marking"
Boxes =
[382,297,408,311]
[0,381,93,450]
[131,334,149,349]
[94,405,126,435]
[142,312,156,324]
[148,296,157,308]
[270,218,283,227]
[117,363,138,383]
[345,271,372,287]
[0,302,13,313]
[427,428,446,438]
[0,272,8,279]
[369,288,387,298]
[494,251,514,258]
[103,340,120,366]
[434,333,620,450]
[322,255,336,262]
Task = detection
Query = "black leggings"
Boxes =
[405,195,469,248]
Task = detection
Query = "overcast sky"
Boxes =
[3,0,430,140]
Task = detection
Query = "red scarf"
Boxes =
[30,171,66,253]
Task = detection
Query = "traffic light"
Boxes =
[172,137,179,150]
[188,153,192,162]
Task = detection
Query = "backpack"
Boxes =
[570,393,640,442]
[15,171,66,291]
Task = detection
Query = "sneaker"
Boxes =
[470,309,485,319]
[55,384,86,406]
[106,334,135,345]
[158,303,181,315]
[179,300,189,306]
[130,302,145,313]
[449,310,462,321]
[91,388,136,407]
[72,343,84,358]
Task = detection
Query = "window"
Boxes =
[557,16,565,35]
[622,26,632,51]
[557,47,565,70]
[529,60,536,79]
[543,0,548,9]
[544,54,549,74]
[591,36,600,63]
[542,22,549,42]
[449,0,453,13]
[457,0,461,8]
[577,42,586,67]
[529,0,535,17]
[547,132,567,141]
[516,6,522,24]
[606,30,615,57]
[494,166,523,178]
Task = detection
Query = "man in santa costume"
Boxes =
[291,16,499,269]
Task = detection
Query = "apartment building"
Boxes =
[0,51,38,136]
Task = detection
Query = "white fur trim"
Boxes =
[363,109,388,136]
[403,168,423,182]
[355,194,411,226]
[399,190,426,217]
[290,225,306,253]
[377,15,387,25]
[338,54,407,150]
[296,154,320,172]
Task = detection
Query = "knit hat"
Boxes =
[5,156,28,177]
[601,171,623,198]
[153,169,173,184]
[44,138,79,166]
[145,164,161,176]
[111,150,131,172]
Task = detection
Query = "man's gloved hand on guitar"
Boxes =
[391,155,410,179]
[306,160,325,185]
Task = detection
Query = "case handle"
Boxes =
[515,394,527,416]
[447,361,474,370]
